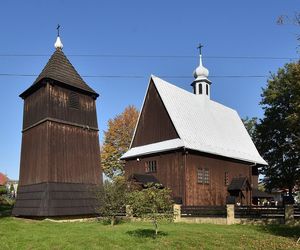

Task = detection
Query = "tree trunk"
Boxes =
[154,220,158,235]
[111,216,116,226]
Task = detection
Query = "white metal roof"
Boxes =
[121,138,184,159]
[123,75,267,165]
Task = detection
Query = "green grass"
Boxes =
[0,217,299,250]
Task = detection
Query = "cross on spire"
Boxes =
[57,24,60,37]
[197,43,204,55]
[54,24,63,49]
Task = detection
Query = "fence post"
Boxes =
[126,205,133,219]
[226,204,235,225]
[284,204,294,225]
[174,204,181,222]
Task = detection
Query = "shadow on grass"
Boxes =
[126,229,168,239]
[255,224,300,240]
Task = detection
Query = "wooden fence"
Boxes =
[234,206,284,219]
[181,206,226,218]
[173,204,300,225]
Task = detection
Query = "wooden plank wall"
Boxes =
[20,81,102,186]
[49,84,98,128]
[185,154,252,206]
[124,151,255,206]
[48,122,101,185]
[19,122,49,185]
[124,151,185,200]
[131,80,178,147]
[23,85,49,129]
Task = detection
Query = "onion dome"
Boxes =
[193,54,209,79]
[54,36,63,49]
[54,24,63,49]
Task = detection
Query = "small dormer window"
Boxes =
[206,84,209,95]
[199,83,202,94]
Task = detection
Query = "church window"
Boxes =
[225,172,229,186]
[199,84,202,94]
[197,168,209,184]
[206,84,209,95]
[145,161,157,173]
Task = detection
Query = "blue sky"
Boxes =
[0,1,299,180]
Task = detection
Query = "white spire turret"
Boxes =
[54,24,63,50]
[191,43,212,99]
[193,54,209,80]
[54,36,63,49]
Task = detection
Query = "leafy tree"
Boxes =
[95,177,128,226]
[9,184,15,198]
[277,12,300,49]
[0,186,7,196]
[127,184,174,236]
[101,105,139,179]
[256,62,300,195]
[242,117,258,140]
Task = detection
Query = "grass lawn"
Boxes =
[0,217,299,250]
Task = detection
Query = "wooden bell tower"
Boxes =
[13,32,102,217]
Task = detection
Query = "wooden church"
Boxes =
[13,32,102,217]
[122,48,267,206]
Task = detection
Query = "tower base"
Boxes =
[12,182,99,217]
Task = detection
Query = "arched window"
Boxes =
[206,84,209,95]
[199,84,202,94]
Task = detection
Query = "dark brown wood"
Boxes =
[131,80,179,147]
[125,151,185,202]
[124,149,255,206]
[13,183,98,217]
[14,49,102,217]
[185,153,252,206]
[124,77,258,206]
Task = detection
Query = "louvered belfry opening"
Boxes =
[13,42,102,217]
[69,92,80,110]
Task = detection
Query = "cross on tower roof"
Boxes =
[57,24,60,37]
[197,43,204,55]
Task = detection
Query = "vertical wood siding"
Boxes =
[49,84,98,128]
[124,151,185,200]
[131,80,179,147]
[185,153,252,206]
[48,122,101,184]
[23,84,49,129]
[19,122,49,185]
[19,81,102,186]
[124,151,255,206]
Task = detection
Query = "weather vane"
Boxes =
[197,43,204,55]
[57,24,60,37]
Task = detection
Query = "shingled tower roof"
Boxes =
[20,37,98,99]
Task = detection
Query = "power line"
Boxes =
[0,54,298,60]
[0,73,269,79]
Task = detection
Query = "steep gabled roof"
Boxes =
[123,75,267,166]
[20,49,98,98]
